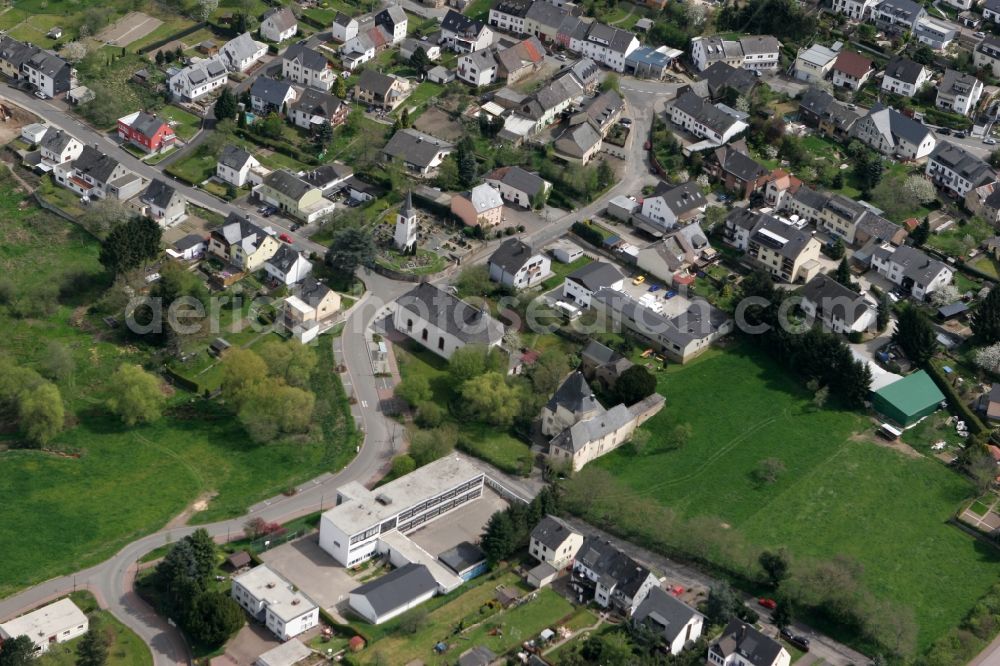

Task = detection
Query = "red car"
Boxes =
[643,140,651,150]
[758,598,777,610]
[279,233,294,243]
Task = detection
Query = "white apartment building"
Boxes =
[568,22,639,73]
[690,35,780,72]
[831,0,877,19]
[870,244,953,300]
[231,565,319,640]
[168,57,228,101]
[282,44,335,91]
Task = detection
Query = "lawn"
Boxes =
[969,254,1000,279]
[375,247,447,275]
[160,105,203,141]
[592,345,1000,652]
[927,216,996,258]
[401,81,445,119]
[39,592,151,666]
[539,256,592,292]
[0,178,358,597]
[464,0,493,20]
[166,153,215,184]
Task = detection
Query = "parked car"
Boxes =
[290,223,301,231]
[939,127,952,136]
[788,635,810,651]
[279,233,293,243]
[34,90,47,99]
[632,275,646,285]
[985,138,998,145]
[649,283,661,292]
[665,290,677,299]
[976,31,986,38]
[758,598,777,610]
[955,131,968,139]
[780,627,795,641]
[619,117,632,126]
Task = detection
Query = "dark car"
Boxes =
[788,634,811,651]
[780,627,795,641]
[939,127,952,136]
[955,131,968,139]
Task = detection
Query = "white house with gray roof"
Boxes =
[260,7,298,43]
[488,238,551,289]
[541,371,603,437]
[831,0,877,20]
[633,586,704,655]
[38,127,81,166]
[573,537,659,614]
[563,261,624,308]
[870,244,953,300]
[140,178,186,227]
[567,21,638,72]
[799,274,875,334]
[690,35,781,72]
[282,43,335,90]
[217,145,262,187]
[792,43,841,83]
[382,128,454,177]
[529,515,583,569]
[485,165,550,208]
[374,5,408,45]
[331,12,358,42]
[0,599,88,654]
[265,244,312,285]
[851,103,936,159]
[708,620,789,666]
[926,141,997,197]
[349,563,438,624]
[871,0,926,32]
[985,0,1000,22]
[232,565,318,640]
[936,69,983,116]
[168,56,228,101]
[392,282,504,359]
[638,181,706,233]
[440,10,494,53]
[221,32,267,72]
[881,56,929,97]
[666,91,748,147]
[250,76,297,114]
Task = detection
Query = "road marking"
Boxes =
[360,400,368,407]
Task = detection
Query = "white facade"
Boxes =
[831,0,877,19]
[231,565,318,640]
[666,99,747,145]
[260,9,298,42]
[573,559,658,615]
[348,581,436,625]
[221,33,267,72]
[871,245,953,300]
[882,65,929,97]
[40,132,82,164]
[488,249,550,289]
[0,599,88,655]
[568,28,639,73]
[217,154,261,187]
[265,251,313,285]
[457,51,498,86]
[937,76,983,116]
[331,17,358,43]
[489,7,526,33]
[169,58,228,101]
[282,55,334,91]
[563,275,624,308]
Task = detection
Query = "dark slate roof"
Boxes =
[492,0,533,18]
[489,237,540,274]
[633,586,702,643]
[283,43,329,71]
[26,50,70,78]
[39,127,76,153]
[376,5,407,27]
[297,276,334,305]
[714,144,767,183]
[798,88,859,132]
[581,339,619,366]
[669,90,741,135]
[141,178,181,209]
[883,56,925,85]
[0,36,39,69]
[582,22,635,54]
[350,563,438,617]
[219,144,254,170]
[357,68,397,97]
[458,647,496,666]
[545,371,600,414]
[494,165,546,197]
[127,111,168,139]
[174,233,206,252]
[382,128,453,168]
[250,76,294,107]
[799,274,869,327]
[530,515,580,551]
[875,0,924,19]
[441,9,486,36]
[73,146,121,184]
[303,163,353,188]
[857,211,903,242]
[750,214,814,260]
[268,244,304,272]
[262,7,297,33]
[653,180,707,216]
[865,102,932,147]
[293,87,344,118]
[930,141,996,187]
[576,537,652,599]
[263,169,313,200]
[701,61,757,100]
[396,282,505,345]
[438,541,486,574]
[888,244,950,284]
[525,0,571,30]
[566,261,623,291]
[710,619,784,666]
[791,186,830,212]
[334,11,355,26]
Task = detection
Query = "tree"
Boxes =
[991,148,1000,169]
[258,339,316,388]
[460,372,523,427]
[99,217,162,275]
[18,382,64,446]
[759,549,789,587]
[753,457,786,484]
[480,510,516,565]
[410,46,431,75]
[454,265,494,298]
[599,74,620,93]
[0,636,35,666]
[663,422,692,451]
[703,205,727,231]
[529,350,571,396]
[975,342,1000,374]
[325,226,375,278]
[973,287,1000,344]
[41,341,75,382]
[155,50,165,66]
[220,348,269,405]
[314,119,334,147]
[902,175,936,206]
[456,137,477,189]
[259,112,284,139]
[409,425,458,466]
[332,75,348,99]
[197,0,219,21]
[390,454,416,478]
[613,365,656,405]
[832,257,855,290]
[893,305,937,366]
[449,344,506,382]
[184,591,243,647]
[596,159,614,190]
[771,595,793,629]
[238,379,315,443]
[76,628,109,666]
[61,41,88,63]
[174,45,184,62]
[910,217,930,246]
[396,375,432,406]
[80,198,133,238]
[106,364,166,426]
[705,582,738,627]
[876,290,892,332]
[827,237,845,260]
[930,284,960,307]
[214,86,237,121]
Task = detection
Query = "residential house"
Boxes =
[856,211,907,246]
[232,565,319,640]
[799,274,875,334]
[831,50,874,90]
[529,515,583,569]
[290,88,349,130]
[38,127,81,165]
[485,165,550,208]
[208,213,281,270]
[140,178,186,227]
[701,61,758,102]
[781,187,830,225]
[792,43,841,83]
[936,69,983,116]
[591,288,732,363]
[168,57,228,101]
[341,32,376,70]
[540,371,603,437]
[553,122,602,164]
[20,122,48,146]
[580,339,633,391]
[881,56,929,97]
[573,537,659,615]
[488,238,551,289]
[117,111,176,154]
[221,32,267,72]
[166,234,206,261]
[637,181,707,233]
[0,599,88,655]
[510,73,584,135]
[265,244,313,285]
[399,38,441,61]
[563,261,624,308]
[283,43,335,91]
[926,141,996,197]
[729,211,822,283]
[349,564,439,625]
[798,88,860,139]
[354,69,410,110]
[943,0,975,10]
[331,12,359,42]
[392,282,505,360]
[851,103,936,159]
[624,45,682,80]
[255,170,335,223]
[967,181,1000,223]
[427,65,455,83]
[870,243,953,299]
[217,145,262,187]
[260,7,298,42]
[976,35,1000,78]
[959,9,982,27]
[632,587,704,655]
[523,1,574,42]
[763,169,802,208]
[915,16,957,50]
[570,89,625,137]
[871,0,927,32]
[689,35,781,72]
[440,10,494,53]
[451,183,504,227]
[985,0,1000,23]
[52,146,143,201]
[458,48,499,86]
[282,277,341,343]
[250,76,297,114]
[495,36,545,82]
[636,223,715,282]
[708,141,768,199]
[382,128,454,177]
[562,57,600,91]
[567,21,638,72]
[489,0,533,34]
[0,36,39,81]
[707,620,790,666]
[23,50,73,97]
[374,6,408,45]
[819,193,896,245]
[666,91,748,146]
[832,0,877,20]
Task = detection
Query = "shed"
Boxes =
[209,338,231,356]
[606,195,637,222]
[871,370,946,426]
[937,301,969,321]
[526,561,558,589]
[255,639,310,666]
[226,551,252,569]
[438,541,488,581]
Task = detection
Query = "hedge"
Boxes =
[233,128,320,166]
[137,22,208,54]
[571,221,603,247]
[925,362,986,434]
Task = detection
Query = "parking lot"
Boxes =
[259,536,359,622]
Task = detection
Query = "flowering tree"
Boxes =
[975,343,1000,374]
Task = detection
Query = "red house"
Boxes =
[117,111,177,153]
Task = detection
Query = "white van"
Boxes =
[554,300,582,320]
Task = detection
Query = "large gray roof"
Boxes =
[530,515,580,551]
[488,237,541,274]
[141,178,181,209]
[219,144,254,170]
[566,261,623,291]
[669,91,741,136]
[267,244,304,273]
[750,214,814,260]
[293,87,344,118]
[575,537,653,598]
[799,274,870,327]
[396,282,504,345]
[382,128,453,168]
[930,141,996,186]
[883,56,925,85]
[263,169,314,200]
[283,43,329,71]
[863,103,932,147]
[251,76,294,107]
[441,9,486,36]
[488,165,546,198]
[524,1,570,30]
[358,68,398,97]
[545,371,600,415]
[350,563,438,617]
[710,619,784,666]
[550,403,633,453]
[633,586,703,643]
[222,32,264,68]
[591,288,730,349]
[39,127,76,153]
[888,244,950,284]
[72,146,122,185]
[262,7,297,33]
[652,180,707,216]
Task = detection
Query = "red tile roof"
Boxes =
[834,50,873,79]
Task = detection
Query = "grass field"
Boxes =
[0,177,357,597]
[160,105,202,141]
[39,592,151,666]
[593,345,999,652]
[539,256,592,292]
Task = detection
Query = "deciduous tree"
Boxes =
[18,382,64,446]
[41,341,75,383]
[325,226,375,278]
[106,364,166,426]
[238,379,315,443]
[0,635,35,666]
[258,340,316,388]
[759,549,790,587]
[460,372,522,427]
[396,375,432,406]
[613,365,656,405]
[220,348,269,405]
